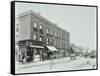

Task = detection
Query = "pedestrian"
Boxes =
[22,54,25,63]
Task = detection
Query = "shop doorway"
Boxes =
[27,47,33,62]
[34,48,41,62]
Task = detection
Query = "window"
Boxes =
[50,29,53,35]
[54,32,56,36]
[60,42,62,48]
[39,36,43,41]
[29,42,32,45]
[16,35,19,38]
[57,32,59,38]
[55,32,57,37]
[33,35,37,40]
[62,43,63,48]
[58,33,60,38]
[62,34,63,40]
[54,40,57,46]
[46,28,49,34]
[16,27,19,32]
[34,49,40,55]
[17,23,19,26]
[33,22,38,28]
[50,38,53,44]
[50,38,51,43]
[46,38,49,44]
[39,24,43,30]
[56,40,58,46]
[62,43,65,48]
[40,25,43,33]
[58,41,59,47]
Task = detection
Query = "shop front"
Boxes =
[29,45,44,62]
[46,46,59,59]
[17,40,45,63]
[59,49,65,58]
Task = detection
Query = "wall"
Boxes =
[30,11,70,50]
[16,14,31,41]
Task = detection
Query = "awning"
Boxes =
[30,45,44,49]
[47,46,58,51]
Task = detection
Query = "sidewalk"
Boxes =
[16,57,73,69]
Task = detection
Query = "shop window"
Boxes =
[34,49,40,55]
[29,42,32,45]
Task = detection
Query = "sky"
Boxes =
[15,2,97,50]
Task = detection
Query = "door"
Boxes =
[34,48,40,62]
[27,47,33,62]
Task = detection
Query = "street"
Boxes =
[15,57,96,74]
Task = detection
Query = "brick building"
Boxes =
[15,10,70,62]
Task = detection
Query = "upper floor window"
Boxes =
[55,40,57,46]
[55,32,57,37]
[58,33,60,38]
[60,42,62,48]
[46,28,49,34]
[62,34,63,40]
[50,29,53,35]
[50,38,53,43]
[17,23,19,26]
[57,41,59,47]
[16,27,19,32]
[57,32,59,38]
[33,34,37,40]
[54,40,57,46]
[46,38,49,44]
[39,24,43,30]
[16,34,19,38]
[62,34,65,40]
[39,36,43,41]
[33,22,38,28]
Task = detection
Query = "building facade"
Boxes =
[15,10,70,62]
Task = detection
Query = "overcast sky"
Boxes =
[15,2,97,50]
